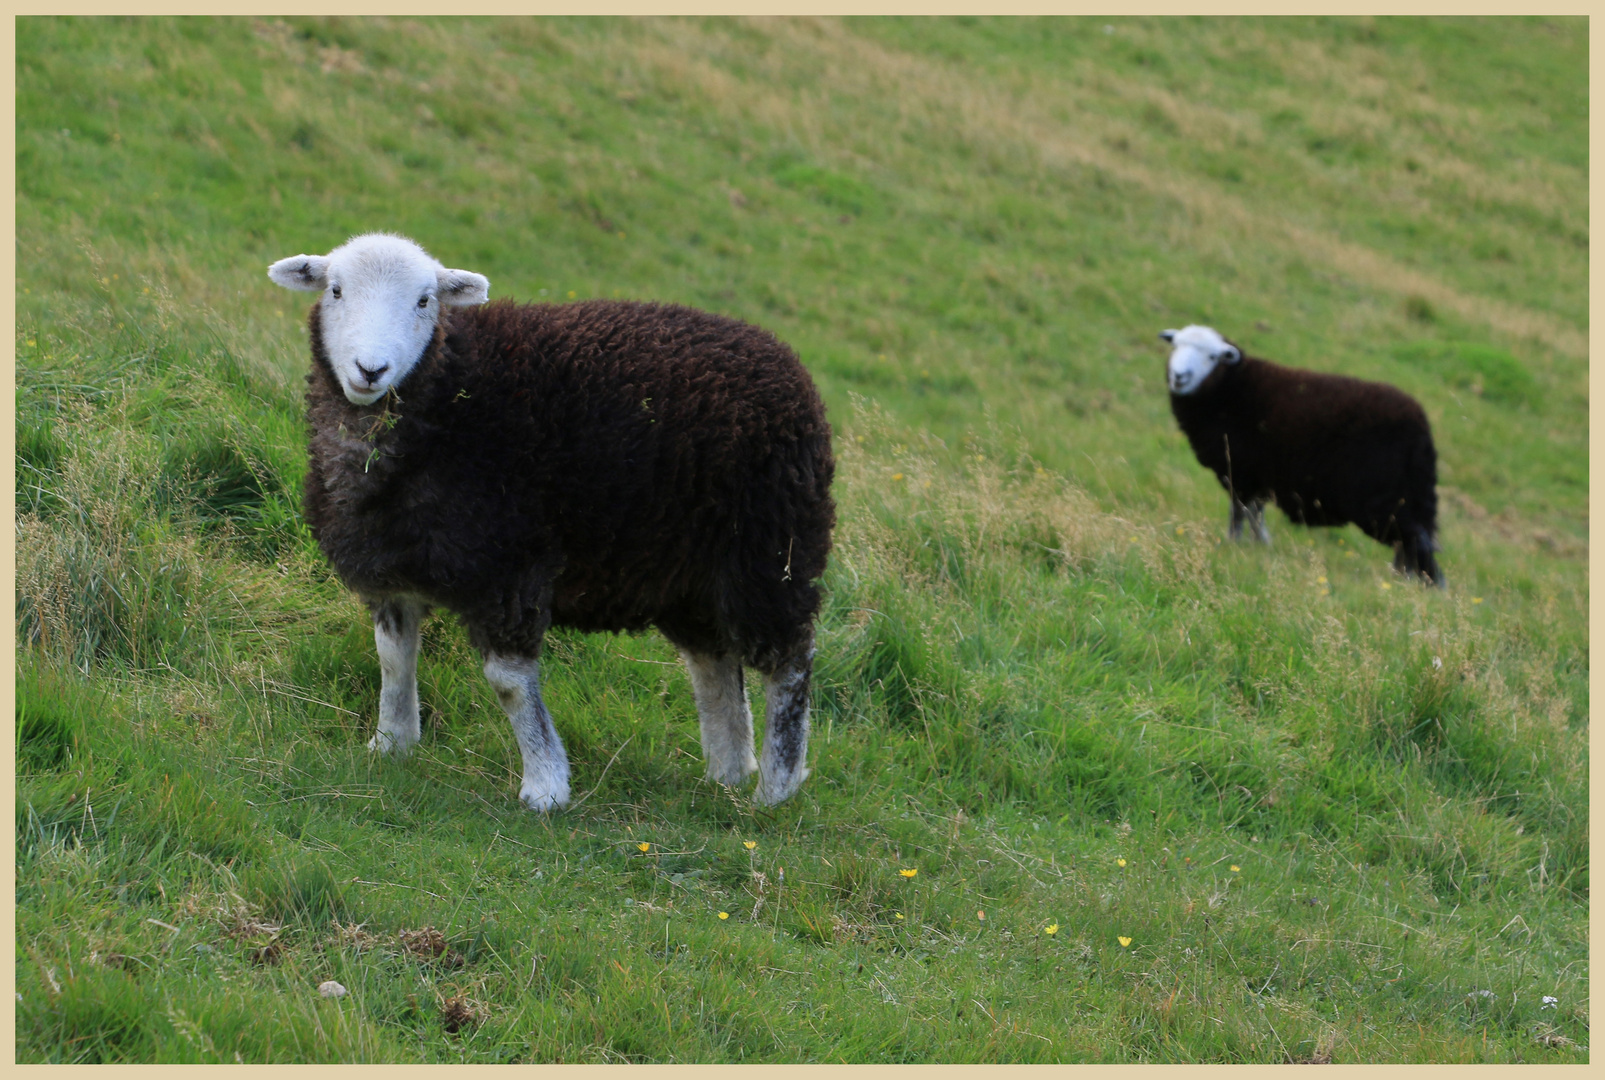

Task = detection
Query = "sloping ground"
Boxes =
[15,17,1586,1062]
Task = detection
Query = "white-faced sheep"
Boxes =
[268,233,835,810]
[1162,324,1443,585]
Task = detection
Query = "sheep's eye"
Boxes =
[418,295,430,308]
[331,284,342,299]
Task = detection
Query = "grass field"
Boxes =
[14,16,1588,1062]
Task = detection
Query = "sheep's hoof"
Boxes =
[753,765,809,807]
[368,729,418,757]
[519,778,571,813]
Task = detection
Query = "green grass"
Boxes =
[15,16,1587,1063]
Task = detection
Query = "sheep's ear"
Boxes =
[437,268,490,307]
[268,254,330,292]
[1159,329,1178,343]
[1218,344,1243,363]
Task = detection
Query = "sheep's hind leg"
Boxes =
[755,641,814,807]
[680,650,758,787]
[1395,526,1445,588]
[369,599,426,756]
[483,653,571,811]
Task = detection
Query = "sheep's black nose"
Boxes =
[355,361,389,384]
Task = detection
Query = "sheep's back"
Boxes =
[428,299,834,631]
[1242,359,1429,448]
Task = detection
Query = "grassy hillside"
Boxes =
[15,16,1587,1063]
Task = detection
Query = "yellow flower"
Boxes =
[1317,576,1328,585]
[744,840,757,850]
[637,842,651,853]
[1230,865,1240,873]
[1473,597,1484,604]
[977,910,986,921]
[1118,936,1132,948]
[567,290,577,298]
[1044,923,1059,936]
[1175,527,1184,535]
[1380,582,1392,590]
[899,868,918,878]
[1116,858,1126,867]
[718,911,729,920]
[895,912,904,920]
[891,473,905,481]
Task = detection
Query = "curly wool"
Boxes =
[303,297,835,670]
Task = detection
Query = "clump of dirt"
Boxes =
[400,926,464,967]
[248,942,284,966]
[439,993,486,1033]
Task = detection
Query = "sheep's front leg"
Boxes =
[680,650,758,786]
[1246,499,1271,544]
[483,653,571,811]
[369,599,426,756]
[755,643,814,807]
[1228,498,1271,544]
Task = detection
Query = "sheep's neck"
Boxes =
[310,308,451,482]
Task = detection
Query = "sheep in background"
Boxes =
[1162,324,1443,585]
[269,233,835,810]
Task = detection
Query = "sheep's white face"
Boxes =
[1161,324,1241,395]
[269,233,490,406]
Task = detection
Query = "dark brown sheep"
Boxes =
[1162,324,1442,585]
[271,234,834,810]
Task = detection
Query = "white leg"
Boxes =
[679,649,758,786]
[483,653,570,812]
[368,600,424,756]
[1228,497,1247,541]
[755,645,813,807]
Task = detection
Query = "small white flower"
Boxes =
[1543,996,1559,1009]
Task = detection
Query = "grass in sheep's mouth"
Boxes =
[15,15,1586,1065]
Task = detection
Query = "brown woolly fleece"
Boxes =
[1168,343,1442,583]
[303,298,836,671]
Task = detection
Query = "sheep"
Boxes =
[268,233,835,810]
[1161,324,1443,585]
